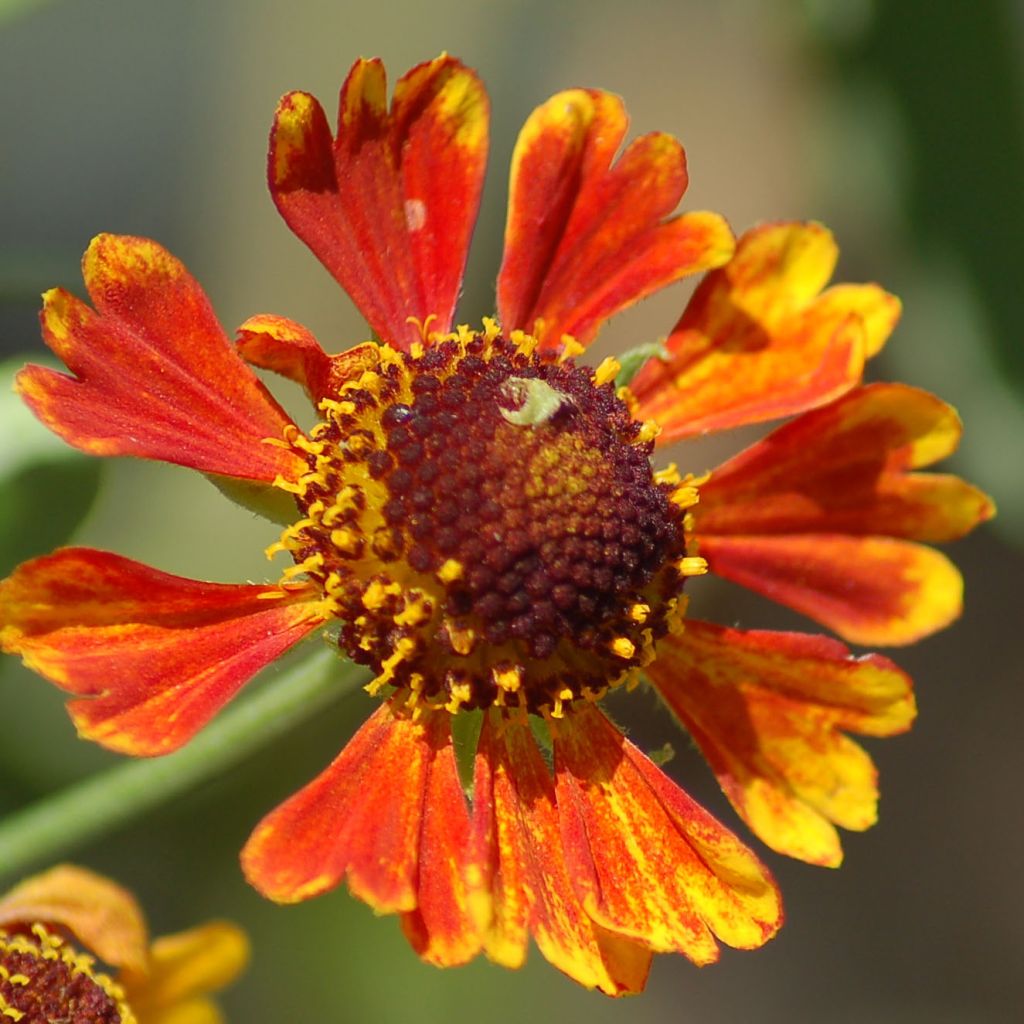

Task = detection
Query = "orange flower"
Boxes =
[0,56,992,993]
[0,864,247,1023]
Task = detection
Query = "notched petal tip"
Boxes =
[648,622,914,865]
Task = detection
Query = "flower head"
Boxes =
[0,55,993,994]
[0,864,247,1023]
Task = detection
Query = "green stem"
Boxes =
[0,647,367,882]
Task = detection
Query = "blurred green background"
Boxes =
[1,0,1021,1020]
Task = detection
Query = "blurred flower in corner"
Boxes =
[0,863,247,1022]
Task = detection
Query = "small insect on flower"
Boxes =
[0,865,247,1023]
[0,55,993,993]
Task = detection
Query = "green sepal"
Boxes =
[614,342,670,389]
[206,473,299,526]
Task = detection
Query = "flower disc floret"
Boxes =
[270,323,701,717]
[0,924,132,1024]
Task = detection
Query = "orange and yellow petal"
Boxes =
[121,921,248,1024]
[496,89,732,351]
[699,533,963,646]
[0,548,326,755]
[467,714,652,995]
[269,55,488,350]
[0,864,149,973]
[241,703,478,964]
[631,222,899,440]
[553,703,782,962]
[18,235,302,483]
[697,383,994,541]
[647,622,915,866]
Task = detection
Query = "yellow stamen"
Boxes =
[593,356,621,387]
[610,636,636,659]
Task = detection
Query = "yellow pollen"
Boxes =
[670,486,700,509]
[678,556,708,576]
[493,665,523,693]
[610,636,636,659]
[593,356,621,387]
[636,419,661,444]
[557,335,585,362]
[394,597,432,627]
[654,462,680,485]
[628,602,651,623]
[436,558,464,584]
[330,527,363,558]
[363,580,402,611]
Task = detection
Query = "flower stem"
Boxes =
[0,647,366,882]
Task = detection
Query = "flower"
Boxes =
[0,864,247,1023]
[0,55,993,994]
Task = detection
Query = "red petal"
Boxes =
[699,533,964,646]
[17,235,302,483]
[467,715,652,995]
[399,715,481,966]
[631,222,899,440]
[0,549,324,755]
[236,317,387,410]
[497,90,732,350]
[236,314,335,403]
[242,705,477,966]
[269,56,488,349]
[554,704,782,962]
[648,621,915,866]
[697,383,995,541]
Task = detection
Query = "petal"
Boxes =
[133,1000,224,1024]
[236,317,386,410]
[269,56,488,349]
[17,235,302,483]
[399,716,481,967]
[554,703,782,962]
[235,314,335,403]
[0,548,325,755]
[0,865,148,972]
[467,714,652,995]
[697,383,995,541]
[122,921,248,1015]
[631,222,899,440]
[647,621,915,866]
[242,704,476,965]
[699,533,964,646]
[497,89,732,350]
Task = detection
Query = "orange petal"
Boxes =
[554,703,782,962]
[647,621,915,866]
[121,921,248,1016]
[269,56,488,349]
[699,533,963,646]
[242,705,477,963]
[0,548,325,755]
[17,235,302,483]
[467,714,652,995]
[0,865,148,973]
[497,89,732,350]
[399,715,482,967]
[631,222,899,440]
[697,383,995,541]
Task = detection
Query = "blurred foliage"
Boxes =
[821,0,1024,398]
[0,357,101,575]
